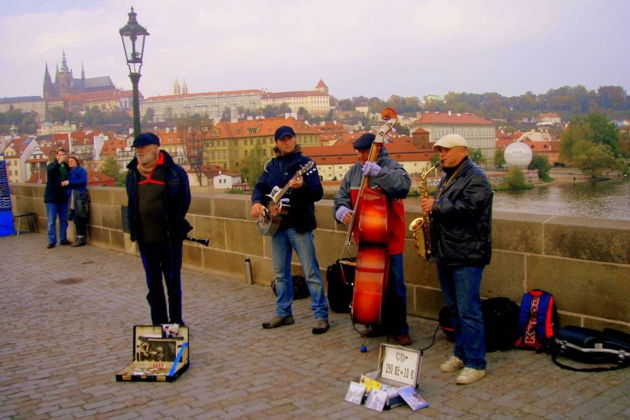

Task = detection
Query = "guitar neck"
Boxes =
[271,164,312,204]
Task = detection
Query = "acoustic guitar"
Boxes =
[257,161,315,235]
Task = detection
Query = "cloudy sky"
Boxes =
[1,0,629,101]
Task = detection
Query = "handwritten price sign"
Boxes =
[380,346,420,386]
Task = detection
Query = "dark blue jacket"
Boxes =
[430,157,493,266]
[66,166,87,196]
[251,149,322,233]
[44,161,68,204]
[126,150,192,243]
[66,166,89,219]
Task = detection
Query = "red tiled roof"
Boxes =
[212,117,319,139]
[315,79,328,88]
[262,91,328,99]
[64,89,129,102]
[302,141,436,166]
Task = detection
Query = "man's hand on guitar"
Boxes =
[288,175,303,189]
[268,202,281,216]
[250,202,266,219]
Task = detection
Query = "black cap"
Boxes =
[132,132,160,147]
[352,133,375,150]
[274,125,296,141]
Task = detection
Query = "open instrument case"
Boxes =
[116,325,189,382]
[361,343,422,409]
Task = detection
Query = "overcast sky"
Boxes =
[1,0,629,101]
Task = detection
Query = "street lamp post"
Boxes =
[119,7,149,139]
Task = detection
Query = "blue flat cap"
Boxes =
[352,133,375,150]
[132,132,160,147]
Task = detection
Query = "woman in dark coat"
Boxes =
[62,156,89,246]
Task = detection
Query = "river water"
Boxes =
[493,180,630,221]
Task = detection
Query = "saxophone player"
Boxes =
[421,134,493,385]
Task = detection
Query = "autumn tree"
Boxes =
[494,148,506,169]
[528,153,552,181]
[574,144,619,177]
[240,143,267,187]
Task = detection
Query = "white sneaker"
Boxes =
[440,356,464,373]
[456,367,486,385]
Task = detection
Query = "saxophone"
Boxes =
[408,163,440,260]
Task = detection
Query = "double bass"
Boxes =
[342,108,398,327]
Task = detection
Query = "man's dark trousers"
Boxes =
[138,241,184,325]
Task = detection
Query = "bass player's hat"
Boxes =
[352,133,375,150]
[433,133,468,149]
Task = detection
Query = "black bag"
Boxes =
[552,326,630,372]
[482,297,520,352]
[271,275,310,300]
[439,297,520,352]
[326,258,355,313]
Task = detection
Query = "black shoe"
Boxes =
[71,239,86,247]
[60,239,71,245]
[47,243,55,249]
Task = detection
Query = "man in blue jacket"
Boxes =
[250,125,330,334]
[44,148,69,248]
[126,132,192,326]
[421,133,493,385]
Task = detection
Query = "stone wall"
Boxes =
[11,183,630,332]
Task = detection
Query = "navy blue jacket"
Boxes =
[251,149,322,233]
[126,150,192,243]
[430,157,493,266]
[44,161,68,204]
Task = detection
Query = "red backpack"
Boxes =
[515,289,558,352]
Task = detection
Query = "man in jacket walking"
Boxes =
[126,133,192,326]
[421,133,493,385]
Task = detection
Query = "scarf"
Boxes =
[137,153,160,178]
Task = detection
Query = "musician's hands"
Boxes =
[250,202,265,219]
[361,161,382,177]
[421,197,435,214]
[289,175,303,189]
[61,180,69,186]
[269,203,281,216]
[335,206,353,224]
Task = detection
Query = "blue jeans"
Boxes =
[46,202,68,245]
[138,241,184,325]
[271,228,329,320]
[438,265,486,370]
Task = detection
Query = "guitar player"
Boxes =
[249,125,330,335]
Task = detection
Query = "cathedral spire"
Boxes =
[44,62,51,82]
[81,62,85,79]
[61,51,69,72]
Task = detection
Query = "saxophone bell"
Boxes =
[408,163,440,260]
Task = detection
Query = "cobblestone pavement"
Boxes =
[1,233,628,420]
